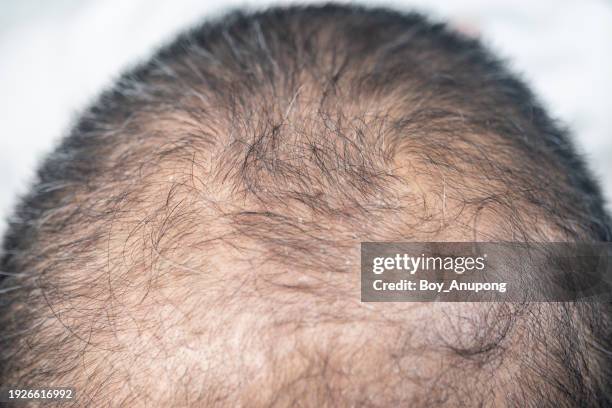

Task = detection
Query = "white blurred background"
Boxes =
[1,0,611,234]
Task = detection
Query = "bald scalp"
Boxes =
[1,4,611,407]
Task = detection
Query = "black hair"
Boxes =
[1,4,611,407]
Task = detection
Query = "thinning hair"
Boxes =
[1,4,611,407]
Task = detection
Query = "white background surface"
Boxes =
[1,0,611,233]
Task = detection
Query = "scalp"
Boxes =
[1,4,611,407]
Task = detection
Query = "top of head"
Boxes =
[1,4,610,407]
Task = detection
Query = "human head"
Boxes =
[1,4,611,407]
